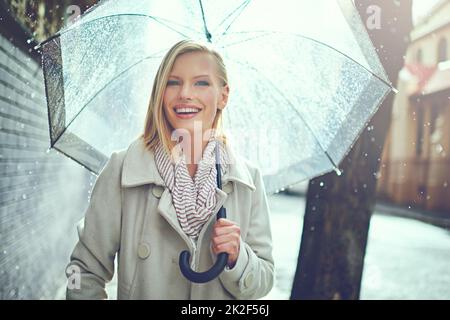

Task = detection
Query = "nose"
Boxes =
[179,83,194,100]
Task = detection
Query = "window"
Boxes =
[416,108,424,156]
[437,38,447,63]
[430,104,440,135]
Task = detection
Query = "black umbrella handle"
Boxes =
[179,207,229,283]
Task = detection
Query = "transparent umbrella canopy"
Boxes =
[41,0,393,195]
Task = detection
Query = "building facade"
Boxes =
[378,0,450,215]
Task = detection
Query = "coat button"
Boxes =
[223,182,233,194]
[244,273,254,288]
[137,243,151,259]
[152,185,164,198]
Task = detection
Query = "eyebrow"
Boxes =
[168,75,211,79]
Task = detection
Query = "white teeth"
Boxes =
[175,107,200,114]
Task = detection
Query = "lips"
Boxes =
[172,104,202,119]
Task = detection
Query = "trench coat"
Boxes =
[66,137,274,300]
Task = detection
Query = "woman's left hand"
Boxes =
[211,218,240,269]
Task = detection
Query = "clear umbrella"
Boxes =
[40,0,393,283]
[41,0,393,194]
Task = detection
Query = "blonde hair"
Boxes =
[141,39,228,155]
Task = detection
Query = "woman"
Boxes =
[66,39,274,300]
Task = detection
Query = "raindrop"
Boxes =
[310,226,315,232]
[319,182,324,187]
[408,205,411,209]
[363,184,367,189]
[3,250,7,255]
[15,265,20,270]
[26,38,32,44]
[371,137,375,142]
[22,194,27,200]
[354,188,358,193]
[312,206,316,211]
[443,182,448,188]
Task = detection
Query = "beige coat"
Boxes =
[66,137,274,300]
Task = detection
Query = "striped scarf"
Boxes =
[154,137,229,240]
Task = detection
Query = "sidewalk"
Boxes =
[375,201,450,230]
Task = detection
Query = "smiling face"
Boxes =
[163,51,229,138]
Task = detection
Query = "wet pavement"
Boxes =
[264,193,450,300]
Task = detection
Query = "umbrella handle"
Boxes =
[179,207,229,283]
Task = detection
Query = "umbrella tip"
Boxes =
[333,167,342,176]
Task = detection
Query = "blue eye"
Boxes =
[196,80,210,86]
[167,80,180,86]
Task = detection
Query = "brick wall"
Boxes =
[0,3,94,299]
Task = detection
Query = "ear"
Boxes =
[218,84,230,110]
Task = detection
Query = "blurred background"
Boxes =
[0,0,449,299]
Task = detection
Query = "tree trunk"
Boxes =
[290,0,413,300]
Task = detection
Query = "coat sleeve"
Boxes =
[219,166,275,299]
[66,152,123,300]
